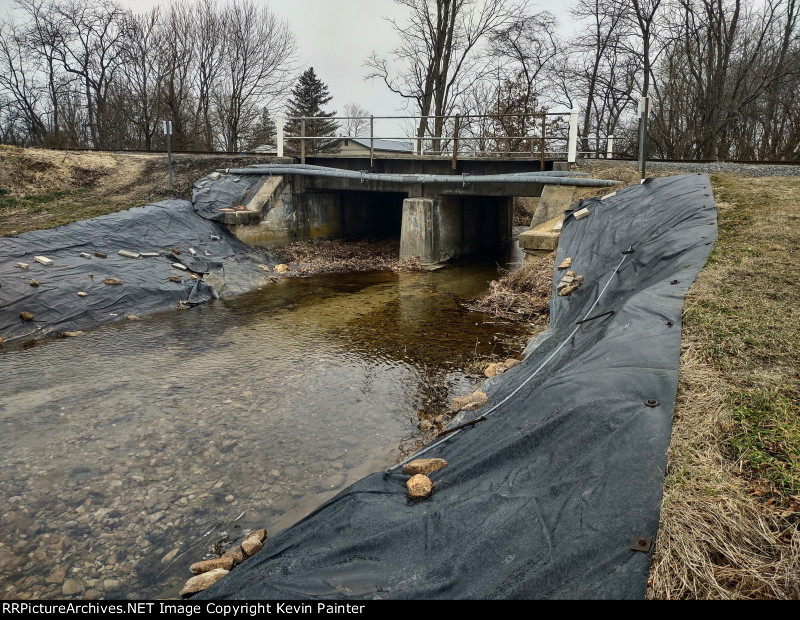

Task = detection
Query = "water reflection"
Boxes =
[0,256,529,600]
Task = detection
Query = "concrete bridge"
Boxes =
[295,156,572,263]
[205,155,616,266]
[203,110,617,264]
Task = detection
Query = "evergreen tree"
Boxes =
[243,107,277,151]
[285,68,339,154]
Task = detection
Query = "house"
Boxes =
[334,137,414,155]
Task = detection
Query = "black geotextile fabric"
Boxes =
[193,173,261,221]
[0,200,270,343]
[200,173,718,600]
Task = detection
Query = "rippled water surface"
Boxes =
[0,253,531,599]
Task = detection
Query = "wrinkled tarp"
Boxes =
[0,200,271,343]
[193,173,261,222]
[200,173,717,600]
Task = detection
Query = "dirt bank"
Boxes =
[0,145,282,237]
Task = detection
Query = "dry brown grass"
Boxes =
[466,252,553,321]
[648,344,800,599]
[645,173,800,599]
[0,145,279,236]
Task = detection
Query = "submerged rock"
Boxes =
[61,578,84,596]
[45,566,67,584]
[451,390,488,412]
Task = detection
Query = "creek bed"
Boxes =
[0,254,532,599]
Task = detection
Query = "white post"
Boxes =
[276,112,285,158]
[567,107,579,164]
[606,135,614,159]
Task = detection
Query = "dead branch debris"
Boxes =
[466,253,554,321]
[279,239,425,276]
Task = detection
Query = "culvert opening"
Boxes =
[339,190,405,240]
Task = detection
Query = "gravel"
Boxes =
[601,159,800,177]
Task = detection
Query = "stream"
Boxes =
[0,245,533,600]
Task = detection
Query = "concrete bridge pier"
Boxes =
[399,195,512,265]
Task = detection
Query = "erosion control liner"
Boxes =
[199,173,718,600]
[0,200,271,342]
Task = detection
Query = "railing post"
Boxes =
[300,118,306,164]
[540,113,546,171]
[276,112,285,158]
[567,107,579,165]
[606,135,614,159]
[451,111,460,170]
[369,114,374,169]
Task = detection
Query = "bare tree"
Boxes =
[366,0,524,149]
[51,0,129,149]
[623,0,663,99]
[569,0,629,153]
[121,7,162,150]
[757,0,800,159]
[342,102,370,137]
[485,10,559,152]
[192,0,226,150]
[214,0,297,152]
[158,1,196,149]
[0,18,48,144]
[15,0,67,143]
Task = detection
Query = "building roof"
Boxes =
[345,137,414,153]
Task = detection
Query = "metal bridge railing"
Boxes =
[275,110,612,168]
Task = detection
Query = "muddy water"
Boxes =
[0,252,531,600]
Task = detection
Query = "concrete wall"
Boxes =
[230,179,407,248]
[400,195,512,264]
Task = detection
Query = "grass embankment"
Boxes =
[0,145,277,236]
[648,174,800,599]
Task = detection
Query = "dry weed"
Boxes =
[466,252,553,321]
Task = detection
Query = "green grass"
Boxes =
[684,174,800,499]
[0,188,128,236]
[0,189,78,209]
[727,389,800,496]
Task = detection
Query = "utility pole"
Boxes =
[637,97,650,180]
[163,120,174,189]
